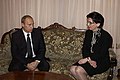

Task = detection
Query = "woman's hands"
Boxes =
[88,60,97,68]
[78,57,97,68]
[78,58,88,64]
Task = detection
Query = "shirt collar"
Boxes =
[22,29,31,36]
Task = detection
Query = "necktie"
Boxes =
[27,34,32,58]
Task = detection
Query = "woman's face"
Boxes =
[86,18,99,31]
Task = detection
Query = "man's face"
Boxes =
[22,17,34,33]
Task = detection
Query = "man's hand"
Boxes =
[27,63,35,71]
[27,60,40,71]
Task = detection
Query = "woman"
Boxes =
[70,11,113,80]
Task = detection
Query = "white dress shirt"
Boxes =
[22,29,36,58]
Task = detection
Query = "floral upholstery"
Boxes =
[0,23,116,80]
[43,26,84,74]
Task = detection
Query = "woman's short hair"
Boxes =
[86,11,104,28]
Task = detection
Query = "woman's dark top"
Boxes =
[73,28,113,76]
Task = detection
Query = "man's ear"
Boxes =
[97,23,100,27]
[21,23,24,27]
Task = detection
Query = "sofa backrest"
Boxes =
[42,23,86,61]
[0,28,20,60]
[0,23,86,61]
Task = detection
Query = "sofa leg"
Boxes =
[107,68,113,80]
[107,57,117,80]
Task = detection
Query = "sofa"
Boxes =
[0,23,117,80]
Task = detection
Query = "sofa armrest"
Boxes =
[0,44,4,58]
[109,48,117,67]
[107,48,117,80]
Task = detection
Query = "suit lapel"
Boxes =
[19,29,27,49]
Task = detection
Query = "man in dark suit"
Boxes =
[8,15,50,71]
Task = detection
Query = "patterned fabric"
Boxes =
[42,28,84,74]
[91,28,101,53]
[0,23,114,80]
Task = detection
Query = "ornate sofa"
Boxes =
[0,23,117,80]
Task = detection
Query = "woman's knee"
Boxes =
[76,66,87,74]
[70,66,76,73]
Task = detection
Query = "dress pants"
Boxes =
[8,58,50,71]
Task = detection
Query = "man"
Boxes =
[8,15,50,71]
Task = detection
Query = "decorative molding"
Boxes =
[42,23,86,32]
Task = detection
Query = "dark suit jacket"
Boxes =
[9,27,46,66]
[82,29,113,72]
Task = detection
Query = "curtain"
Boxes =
[0,0,120,68]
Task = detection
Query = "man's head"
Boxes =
[21,15,34,33]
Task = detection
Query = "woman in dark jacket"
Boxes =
[70,11,113,80]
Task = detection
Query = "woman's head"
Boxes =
[86,11,104,31]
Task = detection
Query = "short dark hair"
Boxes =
[86,11,104,28]
[21,15,33,23]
